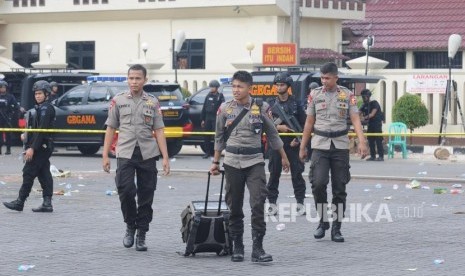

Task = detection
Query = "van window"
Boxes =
[145,85,183,101]
[59,87,86,106]
[88,86,111,105]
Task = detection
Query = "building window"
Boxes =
[13,0,19,7]
[66,41,95,70]
[39,0,45,5]
[102,0,108,3]
[83,0,89,4]
[31,0,37,6]
[74,0,80,4]
[21,0,28,7]
[414,51,462,69]
[13,42,40,68]
[172,39,206,70]
[343,51,406,69]
[92,0,98,3]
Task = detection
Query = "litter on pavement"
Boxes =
[406,180,421,189]
[433,188,448,194]
[18,265,35,271]
[49,165,71,178]
[276,223,285,231]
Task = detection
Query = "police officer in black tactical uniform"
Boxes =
[3,80,56,212]
[48,81,59,103]
[360,89,384,161]
[0,80,23,155]
[267,72,307,215]
[201,80,225,159]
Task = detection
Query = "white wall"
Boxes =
[352,67,465,135]
[0,16,280,91]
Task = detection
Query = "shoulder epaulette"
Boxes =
[338,86,352,93]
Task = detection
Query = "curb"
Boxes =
[170,169,465,184]
[407,145,465,154]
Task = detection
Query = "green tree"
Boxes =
[392,93,429,133]
[180,87,191,99]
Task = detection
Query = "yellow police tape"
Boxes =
[1,128,464,137]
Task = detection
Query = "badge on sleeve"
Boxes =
[267,107,273,119]
[109,99,116,110]
[156,102,162,115]
[307,94,313,105]
[350,95,356,105]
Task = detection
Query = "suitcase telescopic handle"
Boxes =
[206,170,225,215]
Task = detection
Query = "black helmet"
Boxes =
[32,80,51,94]
[308,82,319,90]
[361,89,372,97]
[274,72,293,86]
[209,80,220,88]
[0,80,8,87]
[50,81,58,87]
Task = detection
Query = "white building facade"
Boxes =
[1,0,463,139]
[0,0,364,92]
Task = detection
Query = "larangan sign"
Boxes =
[406,74,448,94]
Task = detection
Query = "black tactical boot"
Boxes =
[296,201,306,216]
[5,146,11,155]
[231,235,244,262]
[135,229,148,251]
[32,196,53,212]
[251,231,272,262]
[313,221,330,239]
[123,227,136,248]
[267,202,278,216]
[331,222,345,242]
[3,198,25,211]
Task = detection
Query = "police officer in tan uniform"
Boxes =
[102,64,170,252]
[299,62,367,243]
[210,71,290,263]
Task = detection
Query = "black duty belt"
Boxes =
[225,146,262,155]
[313,129,348,138]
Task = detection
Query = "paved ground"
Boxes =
[1,146,465,275]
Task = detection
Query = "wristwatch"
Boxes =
[212,161,220,165]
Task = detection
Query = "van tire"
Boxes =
[200,144,214,156]
[78,145,100,155]
[167,139,183,157]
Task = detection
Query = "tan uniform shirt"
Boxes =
[306,85,358,150]
[105,91,164,160]
[214,97,283,169]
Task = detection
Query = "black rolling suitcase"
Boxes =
[180,171,232,256]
